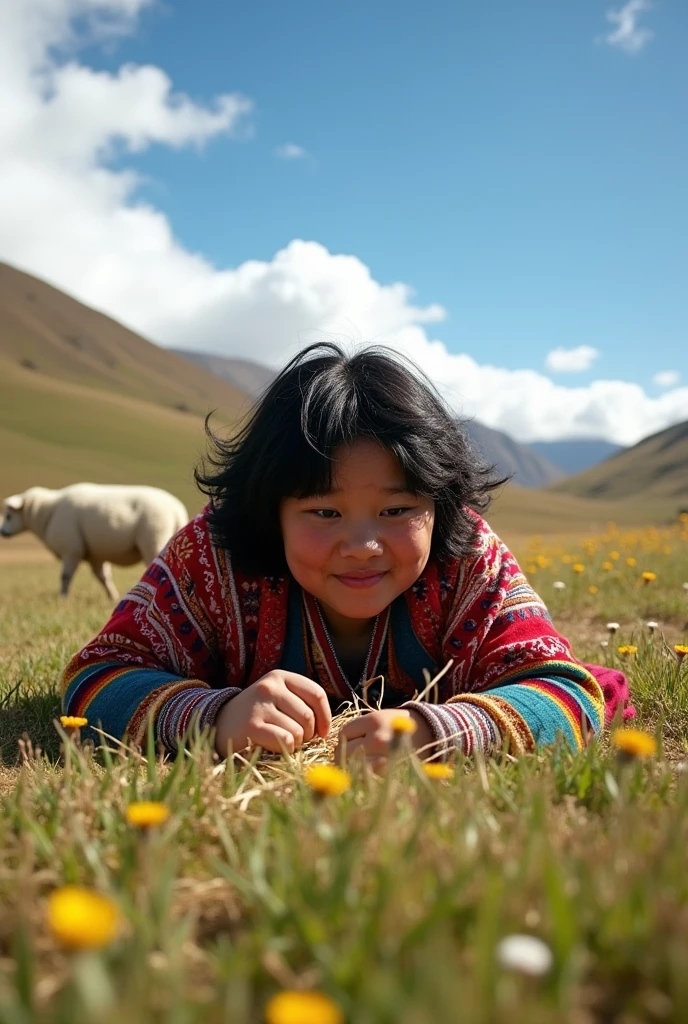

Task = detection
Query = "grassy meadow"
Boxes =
[1,519,688,1023]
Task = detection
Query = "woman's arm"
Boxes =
[62,514,241,750]
[403,523,604,759]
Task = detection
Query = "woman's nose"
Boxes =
[339,529,383,559]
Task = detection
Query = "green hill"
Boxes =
[549,420,688,505]
[0,261,255,513]
[0,261,249,417]
[0,356,217,513]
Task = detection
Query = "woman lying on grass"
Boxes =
[62,343,630,764]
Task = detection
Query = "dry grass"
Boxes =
[1,521,687,1022]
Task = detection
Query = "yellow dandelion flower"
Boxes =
[265,990,344,1024]
[617,645,638,656]
[610,551,620,560]
[59,715,88,730]
[673,645,688,662]
[588,585,599,595]
[125,801,170,829]
[561,554,572,564]
[611,728,657,759]
[680,512,688,524]
[573,563,585,574]
[391,715,417,735]
[423,763,454,781]
[601,561,613,572]
[304,764,351,797]
[641,571,657,584]
[626,557,637,567]
[48,886,121,951]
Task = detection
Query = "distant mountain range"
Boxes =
[550,419,688,502]
[170,349,275,397]
[529,439,625,475]
[460,420,562,489]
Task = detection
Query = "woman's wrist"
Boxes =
[405,707,435,757]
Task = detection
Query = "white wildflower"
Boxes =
[553,581,566,591]
[600,640,609,648]
[646,620,659,634]
[496,934,553,977]
[606,622,620,634]
[683,582,688,592]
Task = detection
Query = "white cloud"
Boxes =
[654,370,680,389]
[545,346,599,373]
[599,0,654,54]
[0,0,686,448]
[275,142,307,160]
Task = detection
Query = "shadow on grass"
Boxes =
[0,688,62,763]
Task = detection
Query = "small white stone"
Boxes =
[606,622,620,633]
[553,581,566,590]
[496,934,553,976]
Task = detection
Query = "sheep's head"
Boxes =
[1,495,26,537]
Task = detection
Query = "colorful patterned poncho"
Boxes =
[62,509,630,758]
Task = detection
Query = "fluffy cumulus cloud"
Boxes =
[1,0,687,446]
[545,346,599,373]
[599,0,654,55]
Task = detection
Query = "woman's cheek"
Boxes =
[287,521,332,570]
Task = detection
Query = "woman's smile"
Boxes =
[334,569,389,589]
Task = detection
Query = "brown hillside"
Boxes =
[0,261,250,418]
[549,420,688,503]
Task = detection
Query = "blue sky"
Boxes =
[87,0,686,391]
[0,0,686,442]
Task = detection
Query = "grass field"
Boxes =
[1,520,687,1023]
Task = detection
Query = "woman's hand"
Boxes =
[214,671,331,757]
[334,707,433,769]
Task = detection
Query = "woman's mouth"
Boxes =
[335,571,388,589]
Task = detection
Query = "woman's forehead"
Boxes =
[329,441,408,491]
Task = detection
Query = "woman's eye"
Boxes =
[382,506,412,518]
[312,509,340,519]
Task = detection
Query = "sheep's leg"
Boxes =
[60,554,81,597]
[90,561,119,602]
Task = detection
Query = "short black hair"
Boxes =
[195,342,506,574]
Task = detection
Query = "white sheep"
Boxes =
[0,484,189,600]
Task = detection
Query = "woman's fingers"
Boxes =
[274,689,317,742]
[337,735,388,772]
[338,714,373,742]
[281,672,332,737]
[335,722,391,764]
[249,707,309,753]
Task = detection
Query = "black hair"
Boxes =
[195,342,507,574]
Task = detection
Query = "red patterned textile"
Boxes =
[63,508,615,753]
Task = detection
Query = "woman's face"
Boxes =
[280,440,435,637]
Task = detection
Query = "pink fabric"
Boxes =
[582,662,636,724]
